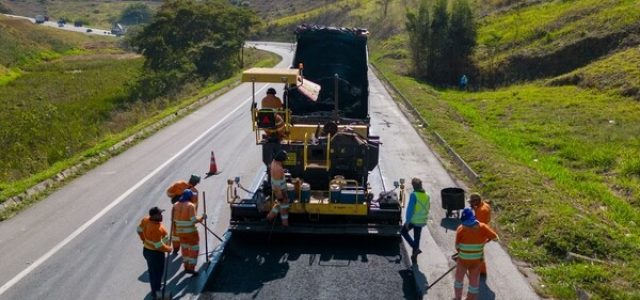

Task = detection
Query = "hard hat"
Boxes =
[180,189,193,202]
[460,207,478,226]
[189,174,201,185]
[274,150,288,162]
[267,87,277,95]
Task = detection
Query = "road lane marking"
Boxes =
[0,85,267,295]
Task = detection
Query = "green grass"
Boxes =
[549,47,640,99]
[476,0,640,66]
[0,54,144,182]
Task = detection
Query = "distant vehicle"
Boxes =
[57,20,65,27]
[74,21,82,27]
[86,28,93,33]
[44,16,49,21]
[111,23,125,36]
[35,15,45,24]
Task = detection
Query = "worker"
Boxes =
[453,207,499,300]
[260,87,286,139]
[137,206,172,299]
[261,87,283,110]
[166,175,201,206]
[401,177,430,261]
[166,175,201,253]
[469,192,491,276]
[172,189,206,275]
[266,150,289,227]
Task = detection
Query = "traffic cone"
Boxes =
[206,150,220,176]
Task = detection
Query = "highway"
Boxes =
[0,42,539,300]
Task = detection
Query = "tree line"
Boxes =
[406,0,476,85]
[129,0,257,100]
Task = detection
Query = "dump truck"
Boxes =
[226,25,404,236]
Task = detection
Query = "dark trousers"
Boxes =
[401,223,423,250]
[143,247,166,293]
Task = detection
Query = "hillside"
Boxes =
[259,0,640,299]
[0,14,143,187]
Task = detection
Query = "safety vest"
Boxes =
[473,201,491,224]
[166,181,198,206]
[136,217,171,252]
[410,192,430,225]
[455,223,498,261]
[264,113,286,137]
[173,202,198,235]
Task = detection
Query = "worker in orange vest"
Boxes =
[453,207,498,300]
[172,189,206,275]
[166,175,200,253]
[266,150,289,227]
[261,87,283,109]
[137,207,172,299]
[469,192,491,275]
[260,88,286,139]
[166,175,201,206]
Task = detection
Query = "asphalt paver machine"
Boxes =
[226,25,403,236]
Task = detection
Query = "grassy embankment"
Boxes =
[0,15,279,220]
[372,0,640,298]
[261,0,640,298]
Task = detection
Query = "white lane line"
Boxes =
[0,85,266,295]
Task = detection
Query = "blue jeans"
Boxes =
[401,223,423,250]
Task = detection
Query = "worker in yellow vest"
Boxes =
[172,189,206,275]
[401,177,430,261]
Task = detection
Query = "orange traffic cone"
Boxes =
[206,150,220,176]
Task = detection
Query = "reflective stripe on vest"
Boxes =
[457,243,484,260]
[145,239,164,250]
[410,192,430,225]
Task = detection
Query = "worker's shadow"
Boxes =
[479,276,496,300]
[439,217,461,231]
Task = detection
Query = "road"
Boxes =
[2,14,114,36]
[0,42,538,300]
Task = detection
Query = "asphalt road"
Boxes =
[200,234,416,300]
[0,42,539,300]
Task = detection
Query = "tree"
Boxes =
[405,0,430,78]
[428,0,449,82]
[377,0,393,19]
[447,0,476,83]
[131,0,257,97]
[119,3,153,25]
